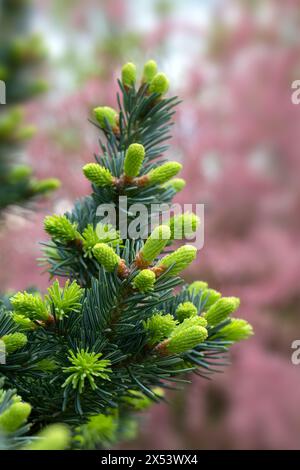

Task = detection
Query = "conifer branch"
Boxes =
[0,59,253,449]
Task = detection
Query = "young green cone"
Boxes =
[201,288,221,309]
[168,212,200,240]
[121,62,136,88]
[216,319,254,342]
[124,143,145,178]
[83,163,114,187]
[142,60,158,84]
[163,178,186,193]
[0,402,31,433]
[82,224,121,258]
[1,333,27,354]
[132,269,156,293]
[94,106,118,130]
[175,302,198,322]
[44,215,80,243]
[144,313,178,346]
[149,73,169,95]
[188,281,208,296]
[169,326,207,354]
[204,297,240,326]
[155,244,197,277]
[138,225,171,265]
[93,243,121,273]
[174,315,207,333]
[10,292,49,322]
[75,414,117,449]
[12,313,36,331]
[24,424,70,450]
[158,324,208,355]
[30,178,61,195]
[187,282,221,310]
[148,162,182,185]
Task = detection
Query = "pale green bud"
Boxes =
[83,163,114,187]
[82,224,100,258]
[132,269,156,293]
[148,162,182,185]
[144,313,178,346]
[82,224,122,258]
[140,225,171,263]
[156,244,197,277]
[188,281,208,295]
[94,106,118,129]
[74,414,117,449]
[217,319,254,342]
[93,243,121,272]
[12,313,36,331]
[201,289,222,309]
[44,214,80,243]
[149,73,169,95]
[165,325,208,354]
[204,297,240,325]
[168,212,200,240]
[142,60,158,83]
[24,424,70,450]
[0,402,31,433]
[124,143,145,177]
[121,62,137,87]
[174,315,207,334]
[175,302,198,322]
[1,333,27,354]
[163,178,186,193]
[11,292,49,321]
[30,178,60,194]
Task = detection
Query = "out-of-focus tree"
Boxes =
[0,0,59,215]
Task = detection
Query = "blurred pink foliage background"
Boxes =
[1,0,300,449]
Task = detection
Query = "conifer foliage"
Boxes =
[0,60,253,449]
[0,0,59,214]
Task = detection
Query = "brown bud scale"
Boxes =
[154,339,169,356]
[135,252,151,269]
[151,266,167,278]
[135,175,150,187]
[117,260,130,278]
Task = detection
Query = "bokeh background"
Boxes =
[1,0,300,450]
